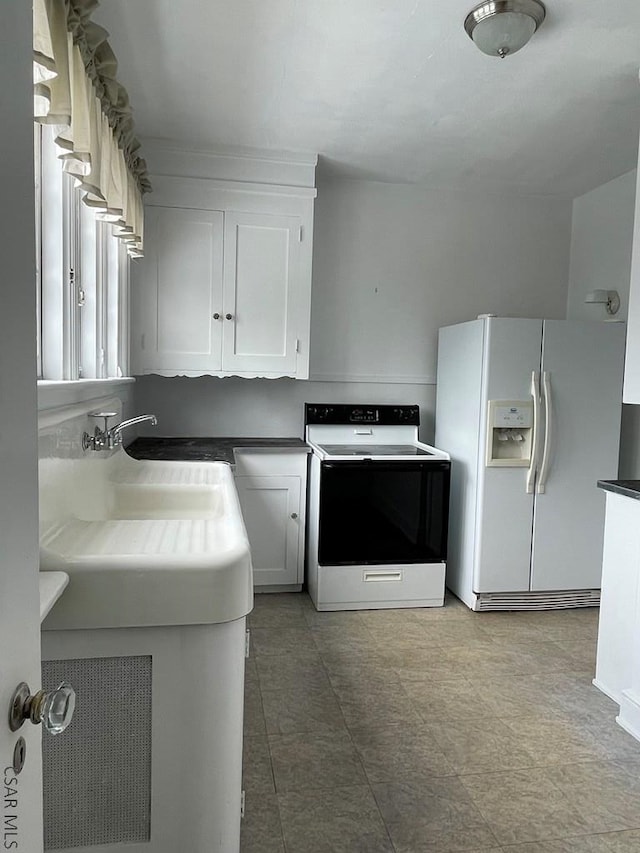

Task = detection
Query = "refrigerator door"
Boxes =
[474,318,543,592]
[530,320,625,591]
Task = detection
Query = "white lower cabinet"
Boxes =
[594,489,640,744]
[42,618,246,853]
[594,491,640,704]
[234,450,308,590]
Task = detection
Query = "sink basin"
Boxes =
[39,452,253,630]
[110,483,224,519]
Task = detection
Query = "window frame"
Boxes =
[35,123,133,386]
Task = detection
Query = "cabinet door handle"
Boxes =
[212,313,221,320]
[225,313,233,320]
[290,512,298,520]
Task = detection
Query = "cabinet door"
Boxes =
[132,207,224,373]
[236,476,302,586]
[222,212,300,376]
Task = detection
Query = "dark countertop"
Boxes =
[597,480,640,500]
[125,436,310,466]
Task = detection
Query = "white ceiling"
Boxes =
[95,0,640,197]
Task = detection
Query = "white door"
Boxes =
[1,3,44,848]
[530,320,625,591]
[474,318,543,593]
[132,207,224,373]
[222,212,300,375]
[235,476,302,586]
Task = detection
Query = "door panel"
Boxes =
[134,207,223,372]
[236,476,301,586]
[530,320,625,591]
[318,462,450,565]
[1,4,44,846]
[222,213,299,374]
[475,318,543,592]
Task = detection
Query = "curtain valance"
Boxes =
[33,0,149,256]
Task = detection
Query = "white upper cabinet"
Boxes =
[130,148,317,380]
[132,206,310,378]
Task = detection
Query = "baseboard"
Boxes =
[618,688,640,744]
[592,678,622,705]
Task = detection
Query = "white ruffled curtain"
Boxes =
[33,0,149,256]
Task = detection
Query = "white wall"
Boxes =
[135,176,572,435]
[565,170,640,478]
[310,179,572,384]
[566,171,636,321]
[133,376,436,441]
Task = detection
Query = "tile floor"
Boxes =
[241,591,640,853]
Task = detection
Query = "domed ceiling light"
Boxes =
[464,0,546,59]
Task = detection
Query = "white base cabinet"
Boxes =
[594,488,640,745]
[594,491,640,703]
[42,618,246,853]
[234,450,308,590]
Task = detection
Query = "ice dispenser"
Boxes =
[485,401,533,467]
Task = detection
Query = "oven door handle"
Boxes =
[321,461,450,470]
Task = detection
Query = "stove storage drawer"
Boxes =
[314,562,446,610]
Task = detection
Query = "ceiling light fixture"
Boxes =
[464,0,546,59]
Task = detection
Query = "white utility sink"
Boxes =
[39,451,253,630]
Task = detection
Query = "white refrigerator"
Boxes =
[435,317,625,611]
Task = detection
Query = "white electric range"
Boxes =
[305,403,451,611]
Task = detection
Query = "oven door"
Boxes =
[318,460,450,566]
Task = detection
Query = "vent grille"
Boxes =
[42,655,152,850]
[475,589,600,611]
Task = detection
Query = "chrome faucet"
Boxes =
[109,415,159,445]
[82,412,158,451]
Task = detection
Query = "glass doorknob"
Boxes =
[9,682,76,735]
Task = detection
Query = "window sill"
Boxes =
[38,377,136,411]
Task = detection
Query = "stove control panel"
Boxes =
[349,407,379,423]
[305,403,420,426]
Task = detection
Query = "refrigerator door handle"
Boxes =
[537,371,553,494]
[526,370,541,494]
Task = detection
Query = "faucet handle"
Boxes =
[89,411,118,419]
[83,411,119,451]
[88,411,118,436]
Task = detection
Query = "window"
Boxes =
[36,124,131,381]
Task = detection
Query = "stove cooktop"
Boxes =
[317,444,434,457]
